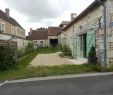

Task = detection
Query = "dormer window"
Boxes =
[1,22,5,32]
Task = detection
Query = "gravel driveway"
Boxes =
[30,52,72,67]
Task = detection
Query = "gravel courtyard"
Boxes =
[30,52,73,66]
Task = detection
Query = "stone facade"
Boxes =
[0,9,25,38]
[63,0,113,66]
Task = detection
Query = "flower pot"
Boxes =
[88,56,97,64]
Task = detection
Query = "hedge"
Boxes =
[0,46,16,70]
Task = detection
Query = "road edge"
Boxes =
[6,72,113,84]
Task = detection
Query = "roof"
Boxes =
[59,21,70,27]
[63,0,101,31]
[28,29,48,40]
[48,27,62,36]
[0,9,25,30]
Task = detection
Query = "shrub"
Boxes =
[17,49,25,58]
[0,30,3,34]
[0,46,16,70]
[62,45,72,56]
[25,42,34,54]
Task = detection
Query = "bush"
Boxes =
[0,30,3,34]
[62,45,72,56]
[17,49,25,58]
[25,42,34,54]
[0,46,16,70]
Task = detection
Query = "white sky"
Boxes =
[0,0,94,35]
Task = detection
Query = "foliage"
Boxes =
[0,46,16,70]
[0,48,113,80]
[25,42,34,54]
[88,45,96,57]
[0,30,3,34]
[17,49,25,58]
[37,46,61,54]
[61,45,72,57]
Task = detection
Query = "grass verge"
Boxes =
[0,47,113,80]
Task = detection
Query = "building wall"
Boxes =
[64,26,73,49]
[0,33,30,51]
[64,0,113,66]
[48,36,58,46]
[33,40,49,48]
[0,18,15,34]
[0,18,25,38]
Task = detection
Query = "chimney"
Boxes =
[29,28,33,36]
[5,8,10,17]
[71,13,77,21]
[30,28,32,32]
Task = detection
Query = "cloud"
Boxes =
[5,0,94,26]
[5,0,72,23]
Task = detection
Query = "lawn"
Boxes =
[0,47,113,80]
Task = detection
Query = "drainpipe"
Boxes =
[98,0,107,66]
[73,25,77,59]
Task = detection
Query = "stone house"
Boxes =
[62,0,113,66]
[28,27,61,48]
[0,8,25,38]
[58,13,77,49]
[0,8,29,51]
[58,21,70,46]
[28,28,48,48]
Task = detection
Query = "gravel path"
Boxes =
[30,52,72,67]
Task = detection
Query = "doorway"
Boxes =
[83,34,87,58]
[50,39,58,47]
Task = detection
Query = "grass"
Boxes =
[0,47,113,80]
[37,46,61,54]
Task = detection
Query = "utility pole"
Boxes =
[98,0,107,66]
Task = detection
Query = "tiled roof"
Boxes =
[0,9,24,30]
[48,27,62,36]
[59,21,70,27]
[28,29,48,40]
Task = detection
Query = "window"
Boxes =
[1,22,5,32]
[11,27,15,35]
[40,41,43,44]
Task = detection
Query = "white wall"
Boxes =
[0,33,30,51]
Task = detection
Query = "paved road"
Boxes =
[0,75,113,95]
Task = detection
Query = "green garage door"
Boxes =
[87,30,95,56]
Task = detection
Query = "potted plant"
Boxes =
[88,45,97,64]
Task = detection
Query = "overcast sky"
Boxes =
[0,0,94,35]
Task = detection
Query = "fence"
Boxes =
[0,40,17,63]
[0,40,17,48]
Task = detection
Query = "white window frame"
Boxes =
[1,22,5,32]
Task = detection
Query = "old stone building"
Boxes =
[0,8,25,38]
[0,8,30,51]
[62,0,113,66]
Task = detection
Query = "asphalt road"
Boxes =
[0,75,113,95]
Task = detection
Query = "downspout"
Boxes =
[98,0,107,66]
